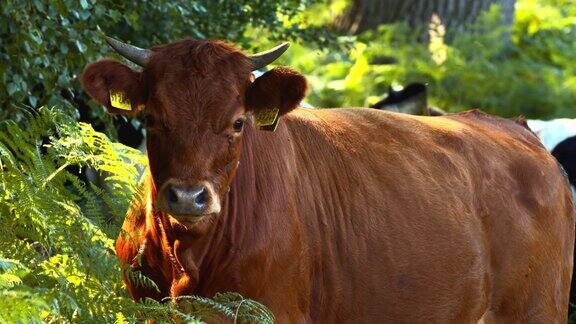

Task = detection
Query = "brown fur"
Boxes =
[81,59,147,115]
[82,38,574,323]
[246,67,308,115]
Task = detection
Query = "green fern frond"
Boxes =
[0,257,24,272]
[122,267,160,293]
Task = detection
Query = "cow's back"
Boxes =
[271,108,574,322]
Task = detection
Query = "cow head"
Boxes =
[81,37,307,224]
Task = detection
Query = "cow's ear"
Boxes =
[245,67,308,116]
[80,59,146,116]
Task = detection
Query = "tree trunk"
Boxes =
[335,0,515,35]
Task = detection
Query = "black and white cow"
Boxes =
[370,83,445,116]
[527,119,576,191]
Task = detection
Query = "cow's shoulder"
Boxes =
[115,176,150,268]
[116,200,146,268]
[115,175,173,301]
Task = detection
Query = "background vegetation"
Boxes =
[279,0,576,118]
[1,0,576,322]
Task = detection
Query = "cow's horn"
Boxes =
[106,36,151,67]
[249,43,290,71]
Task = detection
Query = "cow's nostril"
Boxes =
[195,188,207,206]
[168,187,179,204]
[164,184,213,216]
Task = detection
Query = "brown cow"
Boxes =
[81,37,574,323]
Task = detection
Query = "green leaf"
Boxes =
[59,43,69,55]
[75,40,86,53]
[33,0,45,12]
[6,83,18,95]
[29,95,38,107]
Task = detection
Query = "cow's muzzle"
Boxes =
[160,181,221,217]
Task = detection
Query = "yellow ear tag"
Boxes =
[109,90,132,111]
[254,108,280,132]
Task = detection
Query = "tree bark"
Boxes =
[335,0,515,35]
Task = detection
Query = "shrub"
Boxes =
[285,0,576,119]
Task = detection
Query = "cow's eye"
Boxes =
[233,119,244,132]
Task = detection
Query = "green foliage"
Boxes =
[0,0,325,125]
[288,0,576,119]
[0,107,274,323]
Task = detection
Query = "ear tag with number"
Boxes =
[109,90,132,111]
[254,107,280,132]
